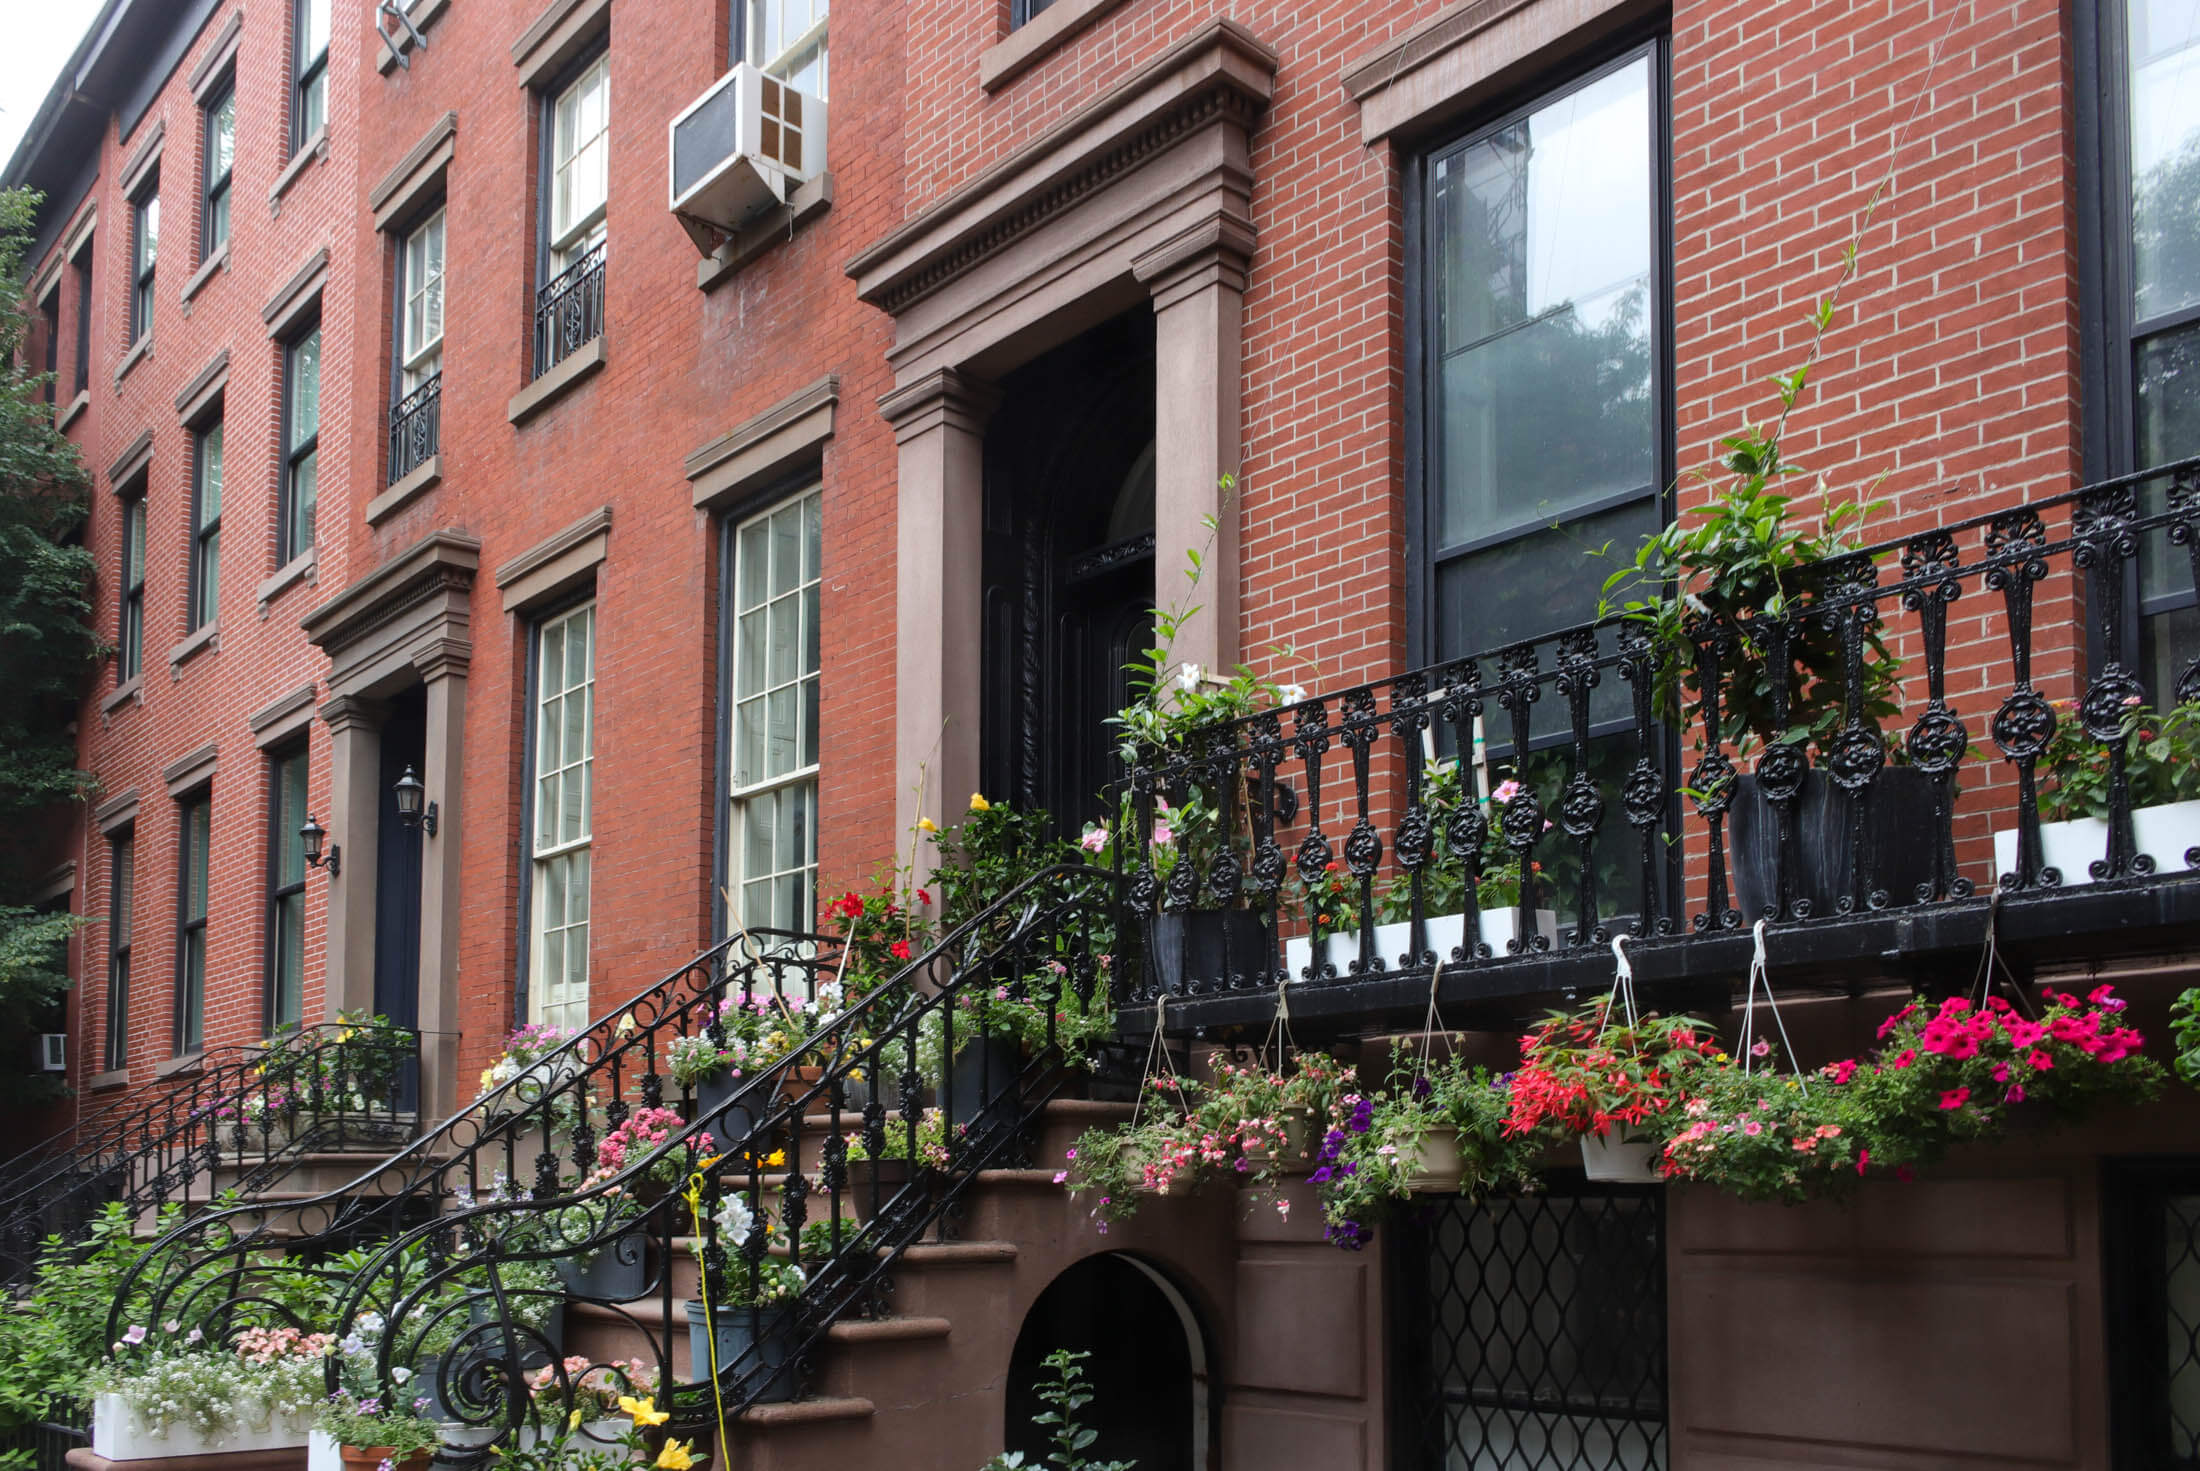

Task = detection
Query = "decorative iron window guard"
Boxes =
[531,242,606,380]
[388,371,441,484]
[1116,457,2200,1018]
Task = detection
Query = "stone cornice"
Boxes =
[877,369,1002,442]
[303,529,481,657]
[847,18,1276,318]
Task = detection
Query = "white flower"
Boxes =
[1175,662,1203,691]
[391,1366,413,1384]
[712,1194,755,1243]
[1278,684,1306,706]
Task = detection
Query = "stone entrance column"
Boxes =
[318,694,385,1018]
[1135,218,1254,678]
[882,368,1001,844]
[417,641,469,1123]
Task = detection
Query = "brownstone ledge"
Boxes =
[70,1447,307,1471]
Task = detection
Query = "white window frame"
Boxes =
[529,601,596,1029]
[402,208,446,392]
[726,487,821,937]
[549,56,610,273]
[748,0,829,97]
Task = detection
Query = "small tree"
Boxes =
[0,185,99,1106]
[982,1350,1135,1471]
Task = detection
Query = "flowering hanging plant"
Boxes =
[1503,999,1724,1142]
[1658,1059,1861,1204]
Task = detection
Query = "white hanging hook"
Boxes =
[1605,933,1639,1030]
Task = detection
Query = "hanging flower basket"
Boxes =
[1401,1124,1464,1193]
[1579,1127,1663,1183]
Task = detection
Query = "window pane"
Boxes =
[2130,0,2200,321]
[766,685,798,777]
[735,696,763,787]
[771,503,801,597]
[185,803,210,920]
[210,93,236,181]
[199,425,224,528]
[1432,58,1653,551]
[140,197,159,272]
[300,73,326,141]
[289,450,318,560]
[744,786,776,876]
[125,501,144,586]
[299,0,330,61]
[276,751,308,887]
[738,610,767,697]
[769,594,799,687]
[739,520,770,609]
[113,843,133,936]
[291,329,322,441]
[273,890,304,1028]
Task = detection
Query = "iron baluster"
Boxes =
[1391,675,1433,968]
[1615,622,1669,936]
[1247,712,1289,986]
[1900,531,1973,902]
[1819,553,1890,912]
[2169,470,2200,706]
[1987,508,2056,887]
[1554,629,1606,946]
[531,242,607,379]
[1437,660,1488,961]
[1686,617,1741,931]
[1204,729,1249,990]
[1747,609,1810,920]
[2073,485,2149,879]
[1494,645,1546,952]
[1292,701,1336,977]
[1339,687,1385,973]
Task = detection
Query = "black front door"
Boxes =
[373,691,426,1032]
[982,310,1158,832]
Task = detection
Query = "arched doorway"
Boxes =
[1004,1253,1209,1470]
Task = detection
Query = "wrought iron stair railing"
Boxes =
[1119,455,2200,1019]
[0,1022,420,1286]
[115,866,1122,1461]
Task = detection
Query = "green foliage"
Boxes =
[989,1349,1133,1471]
[2036,698,2200,822]
[315,1393,442,1457]
[0,1203,177,1438]
[2172,988,2200,1089]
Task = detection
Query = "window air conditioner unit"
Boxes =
[39,1033,66,1072]
[668,65,826,254]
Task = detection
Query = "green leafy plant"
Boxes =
[1503,999,1726,1142]
[982,1349,1134,1471]
[2036,698,2200,822]
[315,1391,442,1458]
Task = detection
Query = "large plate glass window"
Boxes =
[283,324,320,564]
[746,0,828,96]
[530,602,596,1030]
[190,419,223,630]
[549,56,609,273]
[105,836,132,1073]
[202,80,235,259]
[727,488,821,935]
[292,0,330,150]
[1417,44,1666,913]
[402,209,446,391]
[176,794,210,1054]
[266,748,308,1030]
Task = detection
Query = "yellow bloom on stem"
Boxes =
[656,1440,696,1470]
[568,1409,583,1431]
[764,1150,786,1168]
[969,793,991,812]
[916,817,938,833]
[620,1396,670,1427]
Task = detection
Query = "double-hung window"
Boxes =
[726,489,821,933]
[105,836,132,1073]
[72,237,92,398]
[202,80,235,258]
[266,748,308,1030]
[529,602,595,1029]
[282,325,321,564]
[190,419,223,630]
[2088,0,2200,698]
[117,488,145,683]
[292,0,330,151]
[175,794,210,1055]
[745,0,828,96]
[38,288,58,405]
[402,209,446,390]
[548,57,609,274]
[129,184,158,344]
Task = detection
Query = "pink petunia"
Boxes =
[1939,1086,1970,1110]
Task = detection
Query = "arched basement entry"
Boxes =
[1004,1253,1210,1470]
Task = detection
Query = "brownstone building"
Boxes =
[8,0,2200,1465]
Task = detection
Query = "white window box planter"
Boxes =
[309,1429,342,1471]
[1284,908,1560,981]
[93,1394,314,1460]
[1992,798,2200,888]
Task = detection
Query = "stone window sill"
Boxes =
[509,337,606,425]
[168,621,219,674]
[101,675,143,715]
[698,173,833,293]
[980,0,1127,90]
[181,243,229,307]
[88,1068,131,1092]
[369,455,443,524]
[257,552,317,614]
[270,128,331,216]
[115,333,152,389]
[58,388,88,432]
[378,0,452,73]
[155,1052,203,1080]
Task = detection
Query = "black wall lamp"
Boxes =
[395,765,439,836]
[300,813,339,877]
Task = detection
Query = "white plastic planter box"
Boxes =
[92,1394,314,1460]
[1580,1129,1663,1183]
[1993,798,2200,888]
[518,1418,628,1449]
[1284,908,1560,981]
[308,1429,342,1471]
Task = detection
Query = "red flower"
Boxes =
[917,888,932,906]
[889,940,912,961]
[1937,1086,1970,1111]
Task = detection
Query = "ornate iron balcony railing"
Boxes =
[116,867,1120,1463]
[388,372,441,484]
[1119,457,2200,1026]
[531,243,605,380]
[0,1021,420,1286]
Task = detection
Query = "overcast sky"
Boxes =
[0,2,108,174]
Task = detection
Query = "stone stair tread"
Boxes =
[972,1168,1062,1187]
[825,1315,949,1344]
[1035,1098,1135,1123]
[897,1240,1017,1265]
[735,1395,873,1427]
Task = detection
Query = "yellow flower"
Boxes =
[916,817,939,833]
[969,793,991,812]
[656,1441,695,1470]
[620,1396,669,1427]
[568,1409,583,1431]
[764,1150,786,1168]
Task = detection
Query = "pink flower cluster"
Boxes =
[594,1106,709,1176]
[233,1325,334,1364]
[1831,987,2146,1110]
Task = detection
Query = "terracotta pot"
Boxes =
[341,1447,431,1471]
[1403,1124,1465,1193]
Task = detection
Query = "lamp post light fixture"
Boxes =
[395,765,439,836]
[300,813,340,877]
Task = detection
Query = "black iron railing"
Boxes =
[1122,458,2200,1014]
[116,866,1119,1462]
[388,372,441,483]
[532,243,605,379]
[0,1402,91,1471]
[0,1022,420,1287]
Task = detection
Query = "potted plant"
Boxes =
[1656,1054,1862,1203]
[1994,697,2200,886]
[1505,998,1725,1181]
[519,1356,651,1446]
[667,1022,778,1143]
[315,1391,440,1471]
[548,1189,650,1302]
[586,1106,715,1202]
[685,1197,804,1403]
[1058,1076,1215,1227]
[841,1108,950,1221]
[477,1024,587,1124]
[91,1326,331,1459]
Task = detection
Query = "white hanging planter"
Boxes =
[1402,1125,1465,1194]
[1993,798,2200,888]
[1284,908,1560,980]
[309,1429,343,1471]
[1579,1128,1663,1183]
[92,1395,315,1461]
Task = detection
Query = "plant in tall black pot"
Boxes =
[1604,331,1933,919]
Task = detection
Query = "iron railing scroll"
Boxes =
[387,372,441,484]
[531,243,606,379]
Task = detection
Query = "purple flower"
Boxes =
[1411,1077,1431,1101]
[1309,1166,1333,1184]
[1347,1099,1374,1135]
[1324,1220,1370,1250]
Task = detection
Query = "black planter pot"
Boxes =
[1148,909,1272,995]
[555,1224,648,1302]
[693,1068,772,1147]
[937,1034,1022,1135]
[1727,766,1935,919]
